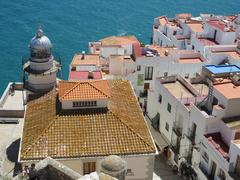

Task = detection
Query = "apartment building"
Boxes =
[88,35,142,60]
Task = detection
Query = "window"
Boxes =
[202,151,209,163]
[167,103,171,113]
[158,94,162,104]
[218,169,226,180]
[83,162,96,175]
[165,123,169,131]
[145,66,153,80]
[137,65,141,71]
[151,113,160,130]
[73,101,97,107]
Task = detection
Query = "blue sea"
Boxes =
[0,0,239,93]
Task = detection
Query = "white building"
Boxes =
[89,36,142,60]
[152,14,205,50]
[128,46,207,113]
[188,65,240,180]
[204,41,240,66]
[147,74,208,168]
[68,53,103,80]
[18,80,158,180]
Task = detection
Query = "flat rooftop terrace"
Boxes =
[163,81,195,99]
[191,83,209,96]
[214,82,240,99]
[1,90,24,110]
[213,50,240,60]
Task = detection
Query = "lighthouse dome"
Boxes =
[30,29,52,50]
[29,29,52,59]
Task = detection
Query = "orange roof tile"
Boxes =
[58,80,110,101]
[20,80,156,161]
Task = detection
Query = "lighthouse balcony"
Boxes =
[23,59,61,75]
[24,81,56,93]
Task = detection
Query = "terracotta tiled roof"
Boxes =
[20,80,156,161]
[58,80,110,101]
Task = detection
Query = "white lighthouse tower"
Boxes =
[23,28,61,95]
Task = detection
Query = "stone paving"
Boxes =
[154,155,184,180]
[0,119,23,178]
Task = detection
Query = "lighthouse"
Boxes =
[22,28,61,95]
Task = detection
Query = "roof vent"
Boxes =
[81,51,85,60]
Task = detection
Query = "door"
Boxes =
[210,161,216,179]
[144,83,150,90]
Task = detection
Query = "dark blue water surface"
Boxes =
[0,0,239,93]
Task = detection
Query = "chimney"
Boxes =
[81,51,85,60]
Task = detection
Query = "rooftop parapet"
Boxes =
[159,74,208,106]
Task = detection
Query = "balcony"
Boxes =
[204,132,229,162]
